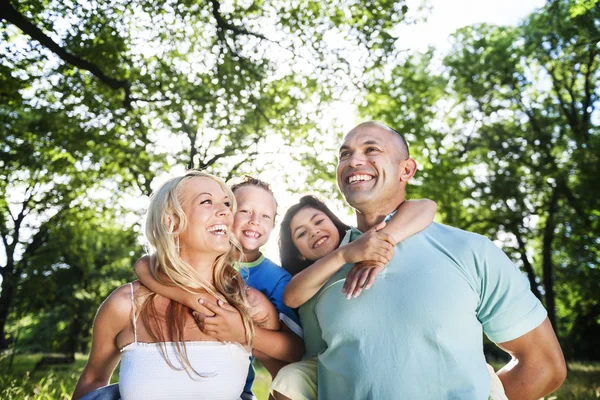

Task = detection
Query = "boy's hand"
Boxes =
[193,298,247,345]
[342,262,385,299]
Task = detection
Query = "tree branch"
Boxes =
[209,0,270,42]
[1,0,132,108]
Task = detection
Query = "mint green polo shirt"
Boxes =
[298,222,547,399]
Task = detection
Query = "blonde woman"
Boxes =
[73,171,277,400]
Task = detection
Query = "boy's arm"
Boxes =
[133,255,202,311]
[195,291,304,362]
[342,198,437,297]
[283,224,395,308]
[253,323,304,362]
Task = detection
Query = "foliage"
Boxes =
[0,0,413,348]
[360,0,600,359]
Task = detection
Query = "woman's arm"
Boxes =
[134,255,201,311]
[72,285,131,399]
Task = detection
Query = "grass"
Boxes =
[1,354,597,399]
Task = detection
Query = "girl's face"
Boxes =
[290,207,341,262]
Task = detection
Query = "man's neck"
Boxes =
[356,199,405,232]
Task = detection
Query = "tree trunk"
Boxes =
[0,261,16,349]
[542,188,559,330]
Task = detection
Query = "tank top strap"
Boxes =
[129,282,137,344]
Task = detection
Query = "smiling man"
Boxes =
[300,121,567,399]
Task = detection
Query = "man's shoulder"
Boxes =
[423,222,491,244]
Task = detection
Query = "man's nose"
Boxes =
[347,151,366,168]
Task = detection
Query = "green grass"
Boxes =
[1,354,598,399]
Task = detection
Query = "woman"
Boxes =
[73,171,269,400]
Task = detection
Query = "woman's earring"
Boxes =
[176,236,180,256]
[299,254,306,261]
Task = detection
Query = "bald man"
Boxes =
[299,122,566,400]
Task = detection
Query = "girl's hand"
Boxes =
[342,262,385,299]
[339,222,395,265]
[340,222,395,299]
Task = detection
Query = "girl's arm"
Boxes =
[134,255,201,311]
[283,222,394,308]
[284,199,437,308]
[342,198,437,297]
[72,285,131,399]
[378,199,437,243]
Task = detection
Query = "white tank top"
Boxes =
[119,283,251,400]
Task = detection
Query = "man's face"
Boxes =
[336,125,406,211]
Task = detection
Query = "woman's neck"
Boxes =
[179,250,217,284]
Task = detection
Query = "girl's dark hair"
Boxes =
[279,195,350,276]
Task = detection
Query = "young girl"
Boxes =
[272,195,508,400]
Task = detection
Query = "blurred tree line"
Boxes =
[1,0,599,363]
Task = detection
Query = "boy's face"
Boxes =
[232,186,277,254]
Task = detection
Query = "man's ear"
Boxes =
[399,158,418,182]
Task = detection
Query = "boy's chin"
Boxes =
[241,244,263,255]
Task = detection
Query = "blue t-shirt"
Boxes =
[237,254,301,394]
[300,222,547,399]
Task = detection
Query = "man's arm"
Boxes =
[496,317,567,400]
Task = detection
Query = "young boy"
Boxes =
[134,176,303,400]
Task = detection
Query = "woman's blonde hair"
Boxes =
[141,170,254,375]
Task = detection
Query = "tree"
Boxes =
[12,207,140,355]
[1,0,415,347]
[360,0,599,356]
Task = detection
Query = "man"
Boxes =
[300,121,566,399]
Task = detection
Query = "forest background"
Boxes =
[0,0,599,398]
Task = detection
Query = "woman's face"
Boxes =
[178,176,234,257]
[289,207,340,262]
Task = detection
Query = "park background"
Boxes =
[1,0,599,398]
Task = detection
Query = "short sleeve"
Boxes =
[477,239,547,343]
[268,271,302,336]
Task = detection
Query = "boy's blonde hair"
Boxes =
[142,170,254,374]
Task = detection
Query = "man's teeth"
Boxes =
[207,225,228,234]
[348,174,373,184]
[243,230,260,238]
[313,237,328,248]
